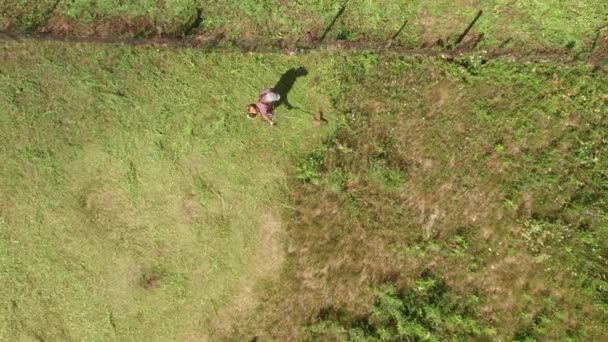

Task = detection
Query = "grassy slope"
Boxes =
[1,3,607,341]
[237,55,608,340]
[2,1,607,53]
[0,41,335,340]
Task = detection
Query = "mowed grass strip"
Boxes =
[0,41,336,340]
[1,1,607,54]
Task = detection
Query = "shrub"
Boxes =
[306,273,493,341]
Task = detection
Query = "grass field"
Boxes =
[0,41,337,340]
[1,1,608,341]
[231,55,608,340]
[2,1,607,54]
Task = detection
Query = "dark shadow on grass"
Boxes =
[182,7,203,36]
[391,20,408,41]
[273,67,308,110]
[590,25,606,51]
[384,20,408,50]
[498,37,513,49]
[318,0,351,43]
[454,9,483,48]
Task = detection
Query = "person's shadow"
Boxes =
[273,67,308,110]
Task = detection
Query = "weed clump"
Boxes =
[306,273,495,341]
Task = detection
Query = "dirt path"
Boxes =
[0,31,601,66]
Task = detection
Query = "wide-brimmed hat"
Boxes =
[247,104,258,118]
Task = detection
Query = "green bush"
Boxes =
[297,149,326,185]
[306,273,494,341]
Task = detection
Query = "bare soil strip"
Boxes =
[0,31,602,66]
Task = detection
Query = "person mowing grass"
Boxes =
[247,88,280,126]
